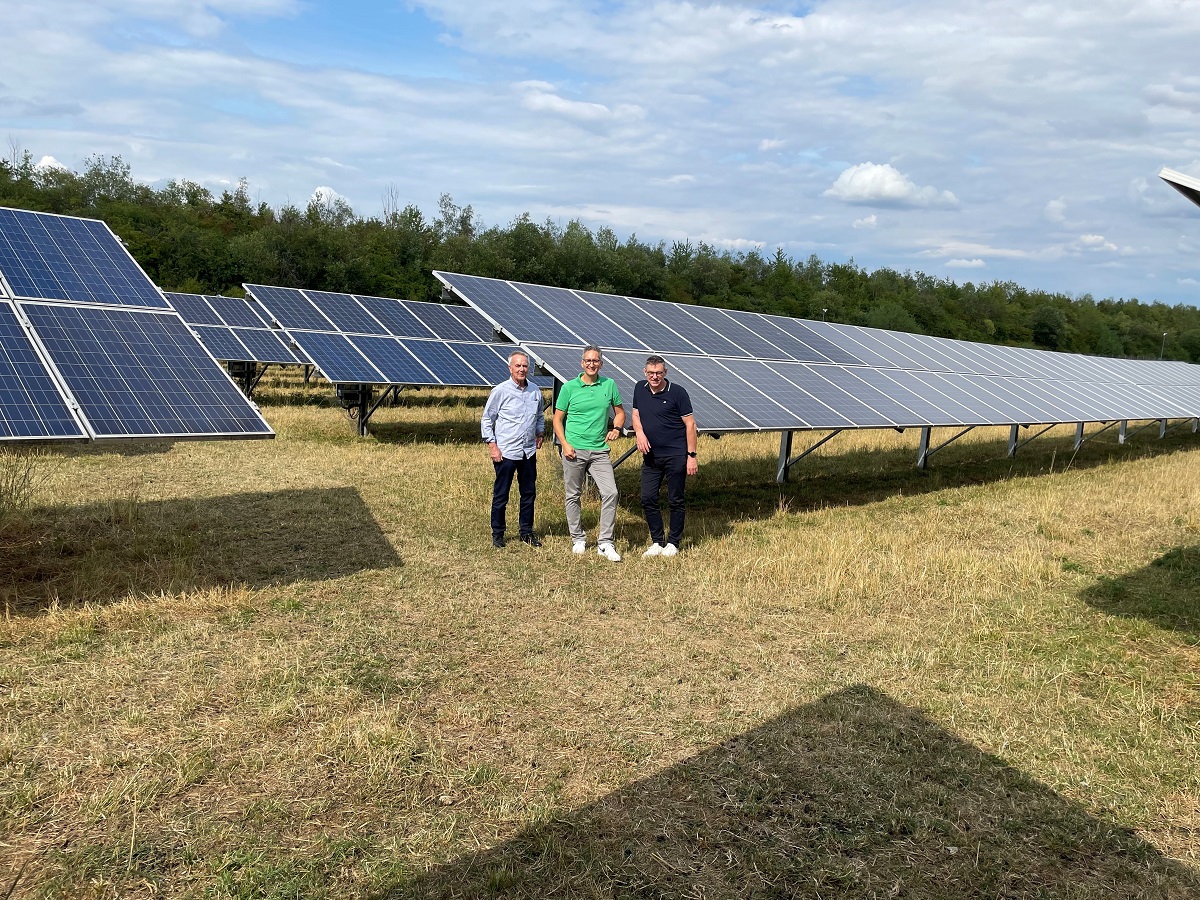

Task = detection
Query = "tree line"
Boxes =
[3,151,1199,361]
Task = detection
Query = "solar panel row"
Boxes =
[435,271,1200,434]
[0,207,272,443]
[239,284,550,389]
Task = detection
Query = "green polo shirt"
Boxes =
[556,375,622,451]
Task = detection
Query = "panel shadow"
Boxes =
[1,487,401,615]
[386,685,1197,899]
[1081,544,1200,638]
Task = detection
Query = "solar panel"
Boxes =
[0,300,86,440]
[192,325,252,362]
[435,270,1200,441]
[304,290,389,335]
[245,284,334,331]
[231,328,303,365]
[356,296,436,338]
[164,292,223,326]
[22,303,272,439]
[289,331,386,384]
[0,208,169,309]
[206,295,272,329]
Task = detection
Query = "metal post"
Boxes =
[777,431,794,483]
[1119,420,1127,445]
[1160,419,1168,439]
[1008,424,1019,458]
[917,427,931,470]
[1074,422,1084,450]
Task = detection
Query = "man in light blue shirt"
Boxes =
[482,350,545,548]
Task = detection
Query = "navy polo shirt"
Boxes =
[632,379,693,456]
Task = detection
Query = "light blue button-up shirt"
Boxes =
[481,377,545,459]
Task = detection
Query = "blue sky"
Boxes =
[4,0,1200,304]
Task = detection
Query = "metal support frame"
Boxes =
[916,425,976,469]
[1073,420,1118,450]
[1008,423,1056,457]
[1120,418,1173,444]
[227,361,268,397]
[776,429,843,483]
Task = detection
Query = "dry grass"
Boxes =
[1,388,1198,898]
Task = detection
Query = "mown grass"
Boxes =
[1,386,1198,898]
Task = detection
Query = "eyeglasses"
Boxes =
[644,369,665,377]
[582,358,602,365]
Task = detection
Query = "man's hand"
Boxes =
[635,433,651,454]
[686,456,698,476]
[535,434,544,451]
[488,442,502,463]
[562,441,576,460]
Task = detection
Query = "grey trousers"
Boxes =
[562,448,618,544]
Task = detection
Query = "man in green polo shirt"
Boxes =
[553,345,625,561]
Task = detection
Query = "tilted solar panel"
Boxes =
[0,208,169,309]
[0,300,87,440]
[436,271,1200,437]
[23,303,272,439]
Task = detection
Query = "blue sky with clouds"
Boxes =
[4,0,1200,303]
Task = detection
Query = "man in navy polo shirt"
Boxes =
[631,355,698,557]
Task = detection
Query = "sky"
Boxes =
[3,0,1200,304]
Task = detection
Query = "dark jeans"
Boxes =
[492,455,537,537]
[640,451,687,547]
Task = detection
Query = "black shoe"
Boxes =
[492,535,506,548]
[519,534,543,547]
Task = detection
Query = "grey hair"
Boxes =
[644,354,666,368]
[507,350,529,364]
[582,345,603,360]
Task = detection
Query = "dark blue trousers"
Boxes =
[640,452,687,547]
[492,455,537,538]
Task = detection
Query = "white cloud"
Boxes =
[759,138,784,151]
[1179,277,1199,286]
[1044,199,1066,223]
[1078,233,1118,252]
[34,155,67,171]
[946,258,986,268]
[852,214,877,229]
[517,81,643,123]
[824,163,958,208]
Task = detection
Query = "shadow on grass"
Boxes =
[386,684,1197,899]
[600,426,1200,546]
[0,486,400,616]
[1081,544,1200,638]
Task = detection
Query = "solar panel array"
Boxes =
[239,284,551,389]
[434,271,1200,433]
[164,292,304,366]
[0,207,272,443]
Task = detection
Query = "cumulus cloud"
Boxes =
[852,214,877,229]
[1044,199,1066,223]
[946,258,985,268]
[35,155,67,171]
[759,138,784,151]
[824,163,958,208]
[1078,233,1118,252]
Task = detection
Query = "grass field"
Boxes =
[2,381,1199,898]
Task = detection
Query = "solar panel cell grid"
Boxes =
[0,301,86,439]
[398,339,487,386]
[407,302,481,342]
[192,325,251,362]
[636,301,747,357]
[356,296,435,338]
[290,331,385,384]
[21,303,271,438]
[0,208,169,309]
[231,328,301,365]
[437,273,580,344]
[304,290,388,335]
[245,284,333,331]
[516,282,647,350]
[347,335,435,384]
[164,292,224,326]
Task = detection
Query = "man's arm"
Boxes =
[553,408,574,459]
[535,391,545,450]
[684,414,698,476]
[632,407,650,454]
[482,389,503,462]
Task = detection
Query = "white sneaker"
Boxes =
[661,543,679,557]
[642,543,665,557]
[597,543,622,562]
[572,540,587,555]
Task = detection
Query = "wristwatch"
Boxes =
[687,451,697,458]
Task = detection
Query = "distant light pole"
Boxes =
[821,308,828,321]
[1161,332,1168,359]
